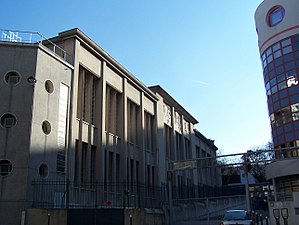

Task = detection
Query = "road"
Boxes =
[174,219,219,225]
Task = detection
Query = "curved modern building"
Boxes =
[255,0,299,224]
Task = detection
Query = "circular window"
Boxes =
[45,80,54,93]
[0,160,13,176]
[4,71,21,86]
[0,113,17,128]
[268,6,285,27]
[42,121,51,135]
[39,163,49,178]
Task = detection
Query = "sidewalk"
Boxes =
[174,219,219,225]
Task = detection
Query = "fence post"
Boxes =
[66,179,69,209]
[265,216,269,225]
[255,212,259,224]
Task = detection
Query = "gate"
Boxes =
[68,208,124,225]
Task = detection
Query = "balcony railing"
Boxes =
[0,29,71,62]
[274,146,299,159]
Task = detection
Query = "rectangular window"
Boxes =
[273,50,282,59]
[83,73,88,121]
[272,43,281,52]
[165,125,173,159]
[91,77,96,124]
[176,132,182,160]
[81,142,88,186]
[144,112,154,151]
[185,138,191,159]
[127,100,140,145]
[90,146,96,186]
[57,83,69,173]
[106,85,121,135]
[283,46,292,55]
[77,67,99,124]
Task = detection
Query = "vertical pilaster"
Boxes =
[140,92,146,184]
[120,78,128,183]
[98,61,107,183]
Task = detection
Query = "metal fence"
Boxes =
[32,179,247,209]
[32,180,168,209]
[171,184,246,200]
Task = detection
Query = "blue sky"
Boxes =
[1,0,271,154]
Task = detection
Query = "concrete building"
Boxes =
[0,29,220,225]
[255,1,299,224]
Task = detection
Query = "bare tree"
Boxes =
[244,142,274,182]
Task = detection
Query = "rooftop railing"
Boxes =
[0,29,71,62]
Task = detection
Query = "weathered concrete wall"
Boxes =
[125,208,165,225]
[26,208,67,225]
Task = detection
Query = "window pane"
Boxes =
[277,74,285,82]
[273,43,280,52]
[291,103,299,112]
[271,85,278,93]
[283,46,292,55]
[278,81,286,90]
[270,77,277,86]
[266,48,272,56]
[274,50,282,59]
[281,38,291,47]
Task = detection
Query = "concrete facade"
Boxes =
[0,29,220,225]
[255,1,299,224]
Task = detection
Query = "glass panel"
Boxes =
[267,89,271,96]
[270,113,275,121]
[266,48,272,56]
[284,53,293,62]
[287,76,298,87]
[271,85,278,94]
[267,55,273,63]
[283,114,292,124]
[277,74,285,82]
[278,81,286,90]
[285,61,295,71]
[270,7,285,26]
[270,77,277,86]
[275,57,283,66]
[263,60,267,69]
[274,50,282,59]
[286,70,296,78]
[276,118,282,127]
[283,46,292,55]
[276,66,284,74]
[291,103,299,112]
[281,38,291,47]
[293,43,299,51]
[265,82,270,90]
[273,43,280,52]
[262,53,266,61]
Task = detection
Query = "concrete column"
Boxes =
[98,61,107,183]
[140,92,146,184]
[76,68,85,185]
[86,75,93,183]
[66,38,79,181]
[120,78,128,183]
[94,62,103,182]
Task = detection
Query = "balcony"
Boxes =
[266,147,299,180]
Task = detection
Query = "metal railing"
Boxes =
[32,180,168,209]
[0,29,71,62]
